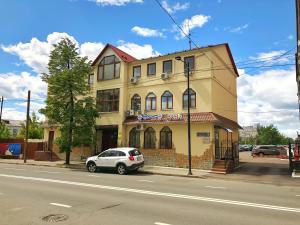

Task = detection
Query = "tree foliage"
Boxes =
[40,38,99,164]
[0,122,12,138]
[256,124,293,145]
[18,112,43,139]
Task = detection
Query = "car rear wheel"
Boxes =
[117,164,127,175]
[87,162,97,173]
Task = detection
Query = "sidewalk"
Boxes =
[0,159,210,178]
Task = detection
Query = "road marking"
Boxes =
[88,174,101,178]
[3,168,26,171]
[296,195,300,197]
[155,222,172,225]
[138,179,154,183]
[36,171,61,174]
[9,207,24,211]
[50,203,72,208]
[0,192,3,195]
[1,174,300,213]
[205,186,226,189]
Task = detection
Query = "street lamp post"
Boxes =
[175,56,192,175]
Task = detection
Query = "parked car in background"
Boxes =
[86,147,144,175]
[252,145,280,156]
[239,145,253,151]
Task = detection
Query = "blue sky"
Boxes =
[0,0,298,137]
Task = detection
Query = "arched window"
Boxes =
[129,127,140,148]
[145,93,156,111]
[160,126,172,149]
[144,127,156,149]
[161,91,173,110]
[183,88,196,109]
[131,94,141,111]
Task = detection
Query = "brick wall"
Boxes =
[52,144,93,161]
[140,145,214,170]
[140,148,176,167]
[175,146,214,170]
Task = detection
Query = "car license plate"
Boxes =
[137,156,142,161]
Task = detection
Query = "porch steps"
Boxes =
[210,160,228,174]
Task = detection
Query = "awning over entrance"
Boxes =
[124,112,242,130]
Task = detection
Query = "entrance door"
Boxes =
[102,129,118,151]
[48,131,54,152]
[214,128,221,159]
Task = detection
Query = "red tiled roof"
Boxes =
[91,44,136,66]
[124,112,242,129]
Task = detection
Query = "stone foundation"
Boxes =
[140,145,214,170]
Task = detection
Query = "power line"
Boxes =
[153,0,200,48]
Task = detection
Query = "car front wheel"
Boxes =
[87,162,97,173]
[117,164,127,175]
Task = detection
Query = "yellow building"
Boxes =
[44,43,241,171]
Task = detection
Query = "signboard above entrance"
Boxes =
[137,113,183,122]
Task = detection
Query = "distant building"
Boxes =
[3,120,24,137]
[239,124,259,143]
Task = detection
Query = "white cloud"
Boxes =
[0,72,47,121]
[1,32,160,70]
[237,68,298,138]
[176,14,210,39]
[225,24,249,33]
[1,32,104,73]
[117,41,160,59]
[0,72,47,100]
[1,107,26,121]
[249,50,291,65]
[131,26,164,38]
[162,0,190,14]
[80,42,105,61]
[90,0,143,6]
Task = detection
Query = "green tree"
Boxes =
[0,122,12,138]
[18,112,44,139]
[40,38,99,164]
[256,124,293,145]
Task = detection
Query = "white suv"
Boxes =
[86,147,144,175]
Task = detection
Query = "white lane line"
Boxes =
[50,203,72,208]
[88,174,101,178]
[3,168,26,171]
[205,186,226,189]
[0,192,3,195]
[138,179,154,183]
[155,222,171,225]
[296,195,300,197]
[9,207,24,211]
[36,171,61,174]
[1,174,300,213]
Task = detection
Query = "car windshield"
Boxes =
[129,149,142,156]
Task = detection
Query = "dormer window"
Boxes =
[98,55,120,81]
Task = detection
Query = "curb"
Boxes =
[0,161,85,170]
[0,161,207,178]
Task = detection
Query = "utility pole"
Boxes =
[24,90,31,163]
[175,56,192,175]
[296,0,300,119]
[186,61,192,175]
[0,96,3,123]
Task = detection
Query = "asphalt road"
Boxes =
[0,163,300,225]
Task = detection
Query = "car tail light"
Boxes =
[128,155,135,161]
